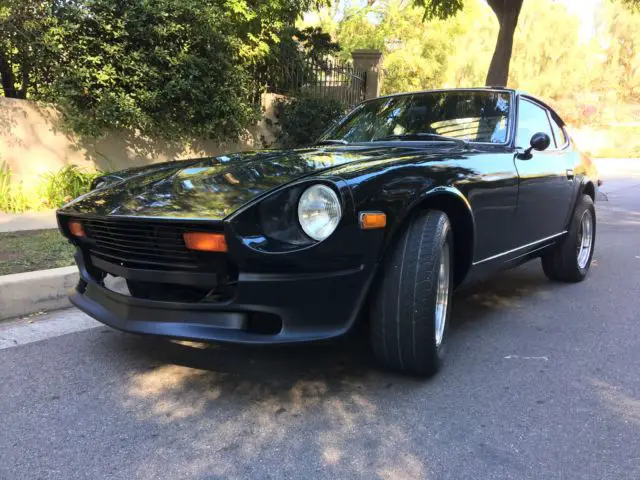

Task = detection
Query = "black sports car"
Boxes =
[57,88,599,376]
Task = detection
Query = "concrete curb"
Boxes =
[0,266,78,321]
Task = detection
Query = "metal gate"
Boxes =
[255,57,367,108]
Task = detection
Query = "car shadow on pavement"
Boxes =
[450,264,552,328]
[111,263,553,388]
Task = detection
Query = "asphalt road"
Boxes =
[1,161,639,480]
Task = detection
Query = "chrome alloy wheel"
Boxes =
[577,210,594,270]
[434,243,450,347]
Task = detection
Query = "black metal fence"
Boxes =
[252,57,367,108]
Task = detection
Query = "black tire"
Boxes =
[370,210,454,377]
[541,194,596,282]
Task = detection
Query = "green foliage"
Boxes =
[0,161,31,213]
[506,0,640,114]
[329,0,463,95]
[508,1,593,97]
[0,162,99,213]
[413,0,464,20]
[274,95,346,147]
[50,0,260,141]
[326,0,638,89]
[622,0,640,9]
[316,0,640,104]
[603,5,640,101]
[0,0,59,99]
[1,0,330,141]
[0,160,15,212]
[40,165,100,209]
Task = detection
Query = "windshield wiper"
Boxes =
[316,139,349,145]
[373,133,469,146]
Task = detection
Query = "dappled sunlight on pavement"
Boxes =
[108,265,560,478]
[592,379,640,427]
[115,335,433,479]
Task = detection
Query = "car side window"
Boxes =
[516,99,555,149]
[549,116,567,148]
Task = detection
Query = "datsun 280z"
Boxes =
[57,88,599,376]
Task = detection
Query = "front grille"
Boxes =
[81,217,222,271]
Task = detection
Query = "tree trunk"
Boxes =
[17,60,30,99]
[0,49,18,98]
[485,0,524,87]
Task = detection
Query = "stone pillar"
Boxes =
[351,49,383,100]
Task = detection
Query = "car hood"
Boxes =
[58,145,457,220]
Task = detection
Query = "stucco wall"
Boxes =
[0,94,282,184]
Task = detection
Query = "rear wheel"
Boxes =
[541,194,596,282]
[370,210,453,377]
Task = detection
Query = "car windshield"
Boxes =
[320,90,511,144]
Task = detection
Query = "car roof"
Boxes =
[373,87,517,101]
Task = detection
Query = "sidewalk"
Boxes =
[0,210,58,233]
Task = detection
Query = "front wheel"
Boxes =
[370,210,454,377]
[541,194,596,282]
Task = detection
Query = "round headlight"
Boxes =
[297,184,342,241]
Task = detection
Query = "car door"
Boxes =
[513,98,574,246]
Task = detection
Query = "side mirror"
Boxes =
[530,132,551,151]
[520,132,551,159]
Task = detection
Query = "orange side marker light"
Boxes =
[359,212,387,230]
[68,220,85,237]
[183,232,228,252]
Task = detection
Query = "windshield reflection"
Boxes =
[321,91,511,144]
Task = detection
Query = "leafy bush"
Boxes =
[274,95,346,148]
[49,0,260,141]
[0,161,30,213]
[0,161,11,212]
[40,165,100,209]
[0,162,99,213]
[1,0,334,142]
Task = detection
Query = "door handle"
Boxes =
[566,169,574,180]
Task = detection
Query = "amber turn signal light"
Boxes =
[359,211,387,230]
[183,232,228,252]
[68,220,85,237]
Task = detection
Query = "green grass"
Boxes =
[0,229,76,276]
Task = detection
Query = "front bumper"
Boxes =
[71,253,377,344]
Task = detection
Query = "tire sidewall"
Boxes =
[369,210,455,376]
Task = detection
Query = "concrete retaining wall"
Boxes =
[0,94,282,184]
